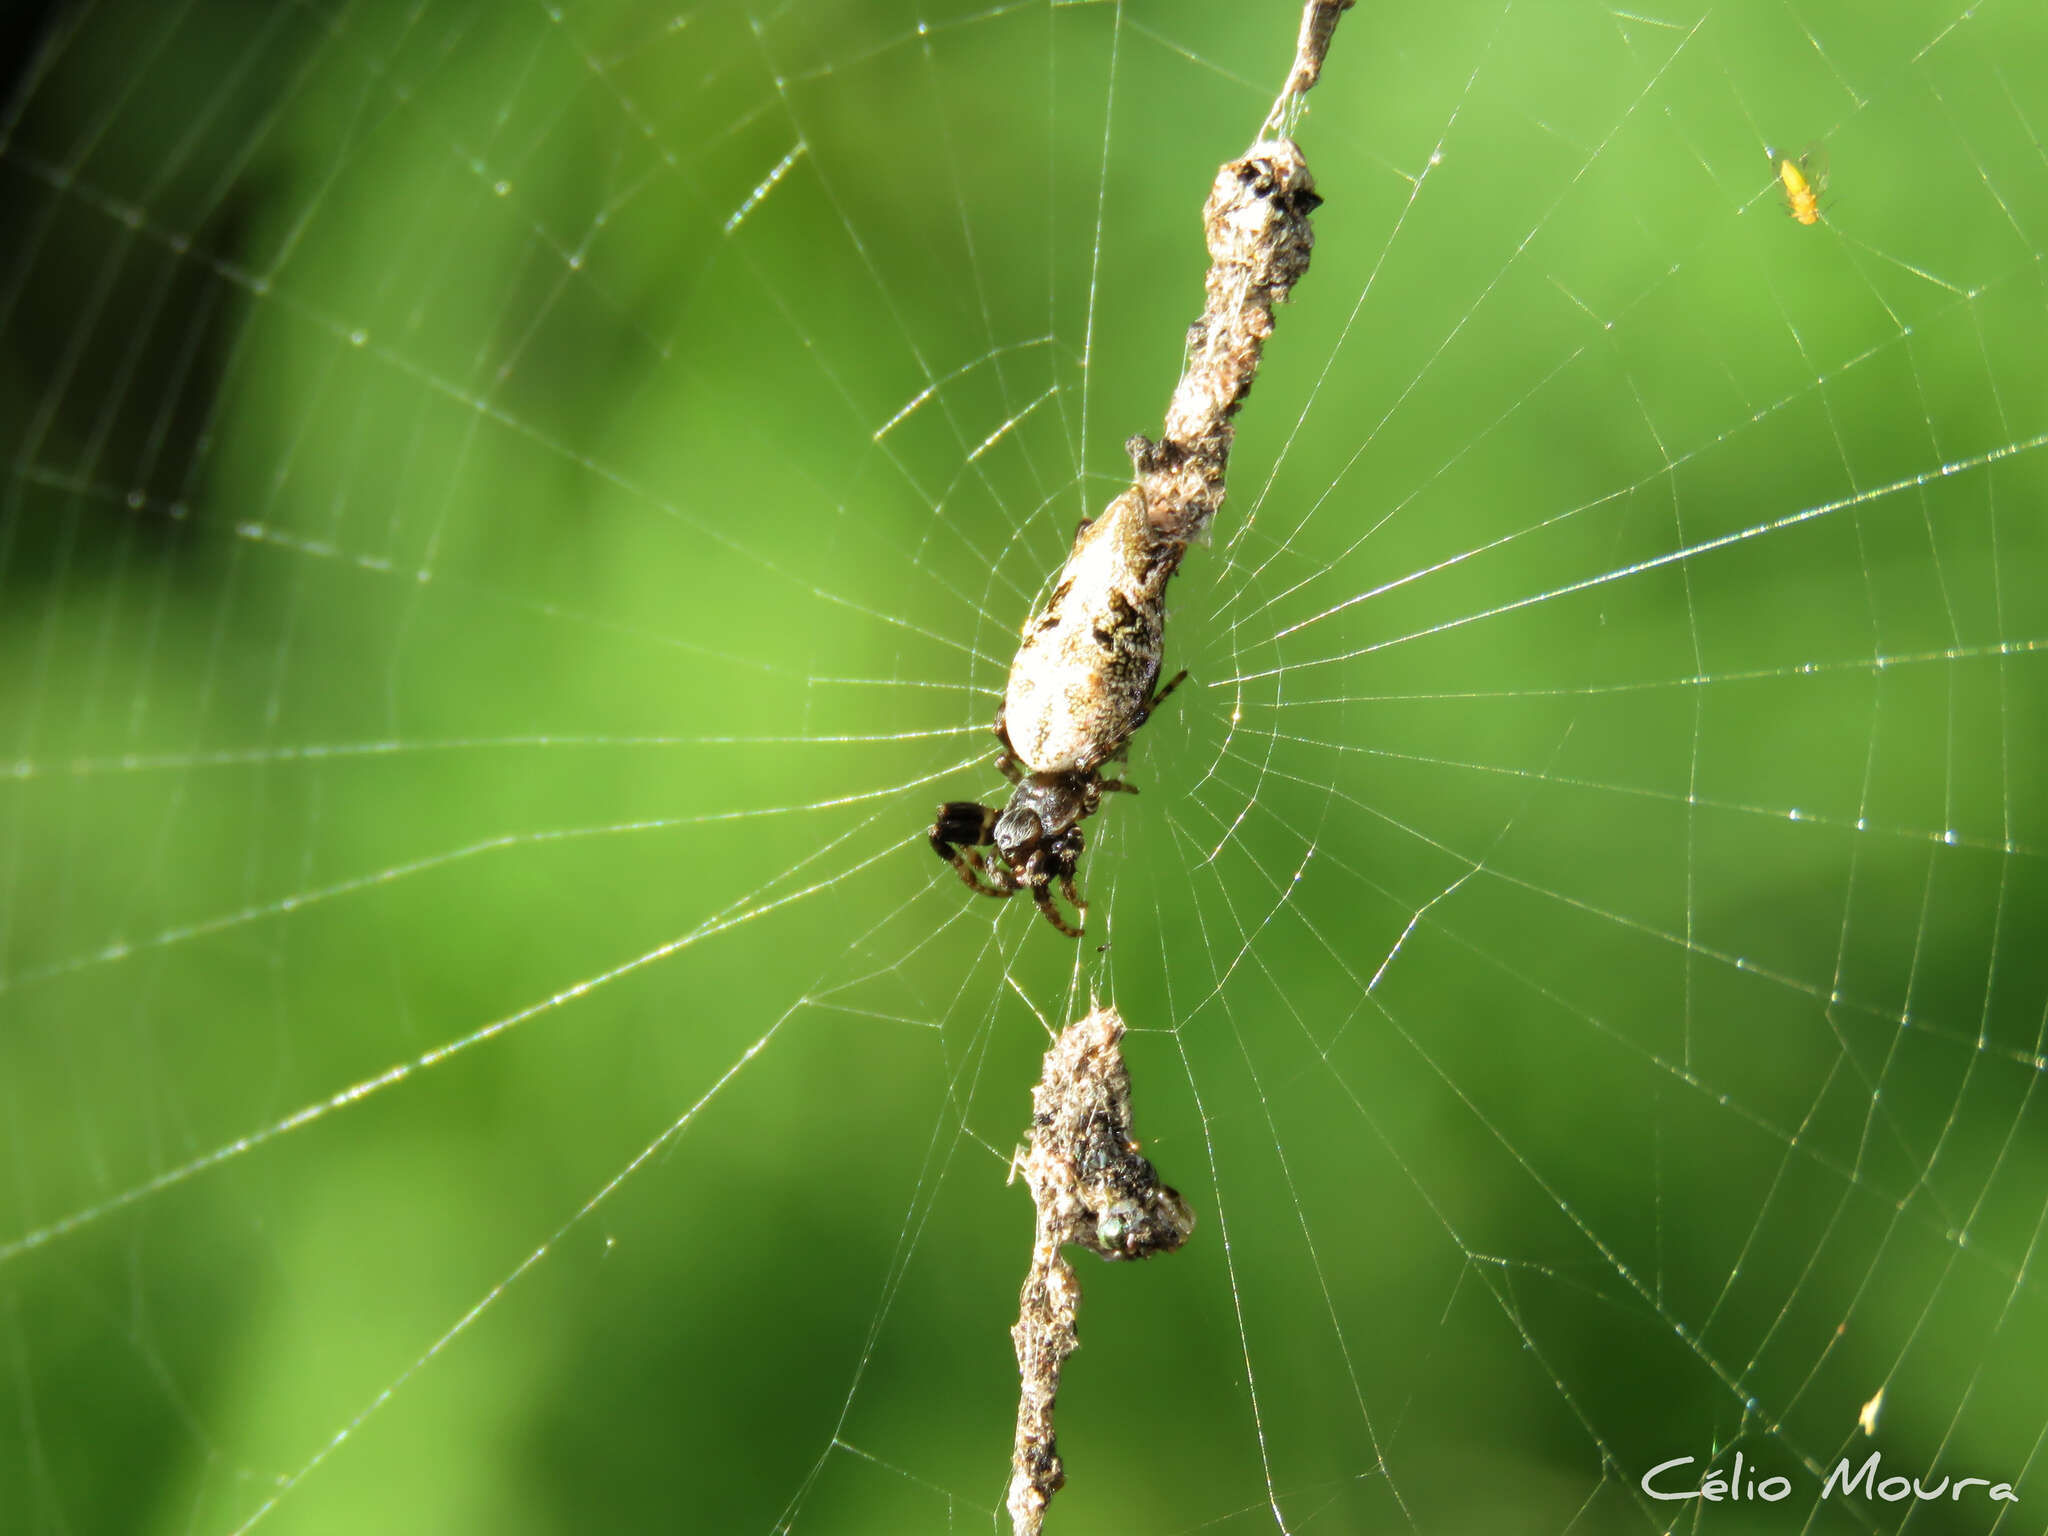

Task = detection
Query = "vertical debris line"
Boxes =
[1086,0,1352,596]
[1002,6,1352,1529]
[1007,1006,1196,1535]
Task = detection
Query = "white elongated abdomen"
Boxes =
[1002,492,1166,774]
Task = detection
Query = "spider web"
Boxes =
[3,0,2047,1532]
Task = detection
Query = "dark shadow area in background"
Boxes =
[0,2,63,112]
[0,0,265,585]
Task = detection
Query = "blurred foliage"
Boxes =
[3,1,2047,1532]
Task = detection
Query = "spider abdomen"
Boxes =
[1002,490,1168,774]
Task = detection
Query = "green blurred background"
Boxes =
[3,1,2046,1531]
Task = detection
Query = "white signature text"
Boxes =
[1641,1452,2016,1504]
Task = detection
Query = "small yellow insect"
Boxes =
[1776,145,1826,226]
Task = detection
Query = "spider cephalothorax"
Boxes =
[929,720,1143,937]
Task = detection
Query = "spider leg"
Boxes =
[953,848,1020,899]
[1032,882,1085,938]
[931,801,997,852]
[1101,667,1191,765]
[929,803,1016,899]
[1059,872,1088,920]
[1026,830,1086,937]
[1130,667,1188,731]
[993,709,1025,784]
[1097,777,1138,795]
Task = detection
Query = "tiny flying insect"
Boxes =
[1775,142,1827,226]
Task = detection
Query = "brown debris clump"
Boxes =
[1007,1007,1194,1536]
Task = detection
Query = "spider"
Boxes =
[929,489,1185,937]
[928,679,1181,936]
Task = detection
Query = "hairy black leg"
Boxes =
[1058,873,1088,922]
[993,710,1026,784]
[1032,883,1084,938]
[931,800,997,853]
[1130,667,1189,732]
[930,802,1015,898]
[953,847,1019,899]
